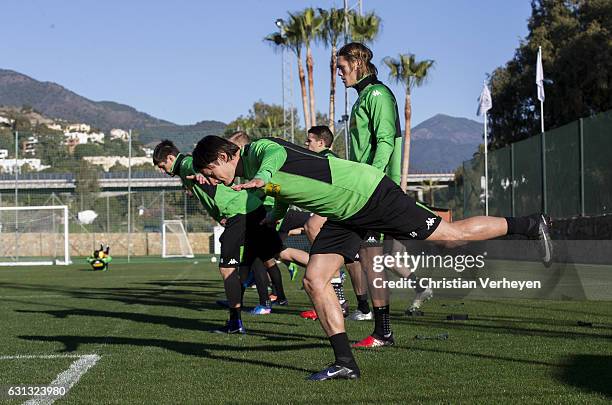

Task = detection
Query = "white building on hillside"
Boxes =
[66,123,91,133]
[0,149,8,159]
[83,156,150,171]
[0,116,14,127]
[110,128,129,141]
[0,159,50,173]
[64,131,105,145]
[45,123,63,131]
[24,136,38,156]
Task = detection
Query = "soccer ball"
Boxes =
[211,256,217,263]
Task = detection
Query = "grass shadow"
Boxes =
[19,334,323,373]
[555,354,612,398]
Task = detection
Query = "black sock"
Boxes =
[229,307,241,322]
[356,294,370,314]
[409,273,426,293]
[267,264,286,301]
[329,333,358,369]
[332,281,346,304]
[252,260,271,306]
[238,266,250,306]
[505,216,534,236]
[224,270,242,307]
[373,305,391,339]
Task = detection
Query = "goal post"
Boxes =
[0,205,71,266]
[161,220,194,258]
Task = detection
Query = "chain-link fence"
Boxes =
[436,110,612,220]
[0,179,214,258]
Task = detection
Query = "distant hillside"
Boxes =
[0,69,481,168]
[0,69,175,130]
[0,69,226,150]
[139,120,227,151]
[409,114,483,172]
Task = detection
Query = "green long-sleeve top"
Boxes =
[349,74,402,185]
[86,255,112,265]
[241,138,384,222]
[171,153,262,221]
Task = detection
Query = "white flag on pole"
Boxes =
[477,82,492,116]
[536,46,545,102]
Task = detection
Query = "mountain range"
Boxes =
[410,114,483,172]
[0,69,224,150]
[0,69,482,171]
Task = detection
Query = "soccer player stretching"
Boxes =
[154,140,297,332]
[192,136,552,380]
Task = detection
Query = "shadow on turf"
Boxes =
[393,313,612,340]
[393,342,612,394]
[15,308,318,341]
[556,354,612,399]
[18,334,322,373]
[469,299,612,318]
[0,281,228,312]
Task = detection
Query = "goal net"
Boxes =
[0,205,71,266]
[162,220,194,258]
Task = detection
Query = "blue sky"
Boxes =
[1,0,531,127]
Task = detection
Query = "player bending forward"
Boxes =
[192,136,553,380]
[154,140,306,333]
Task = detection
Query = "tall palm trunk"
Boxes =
[400,90,412,192]
[328,43,337,134]
[306,43,316,127]
[296,49,311,130]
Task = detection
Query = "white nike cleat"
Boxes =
[347,309,373,321]
[408,287,433,311]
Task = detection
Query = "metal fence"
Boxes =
[435,110,612,219]
[0,120,355,259]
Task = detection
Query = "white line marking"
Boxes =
[0,354,100,405]
[23,355,100,405]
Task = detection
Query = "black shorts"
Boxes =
[362,231,384,247]
[219,206,284,268]
[277,210,312,241]
[310,176,442,261]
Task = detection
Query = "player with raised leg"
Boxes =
[301,125,369,321]
[154,140,289,332]
[192,135,553,380]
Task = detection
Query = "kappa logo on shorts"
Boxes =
[410,231,418,238]
[426,217,436,230]
[228,259,239,265]
[372,90,382,97]
[366,236,377,243]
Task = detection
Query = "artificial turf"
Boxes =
[0,257,610,404]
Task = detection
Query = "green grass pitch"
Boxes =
[0,257,610,404]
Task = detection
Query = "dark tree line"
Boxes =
[489,0,611,149]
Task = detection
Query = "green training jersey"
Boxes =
[87,255,112,265]
[171,153,262,222]
[240,138,384,221]
[349,74,402,185]
[262,195,276,210]
[319,148,339,158]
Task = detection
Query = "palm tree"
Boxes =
[292,8,323,128]
[350,11,380,43]
[317,8,345,133]
[265,17,311,130]
[383,54,435,191]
